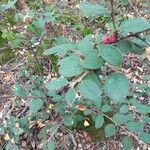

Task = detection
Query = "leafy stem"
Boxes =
[110,0,116,32]
[102,113,149,147]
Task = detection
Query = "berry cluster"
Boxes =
[101,34,118,44]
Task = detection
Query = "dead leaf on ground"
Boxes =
[145,47,150,61]
[43,0,51,4]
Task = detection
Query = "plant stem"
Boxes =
[102,113,150,147]
[69,70,90,88]
[110,0,116,32]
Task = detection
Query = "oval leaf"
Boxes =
[58,55,84,77]
[121,136,132,150]
[104,73,129,102]
[112,114,128,125]
[79,2,108,18]
[29,99,44,112]
[99,45,123,67]
[95,114,104,129]
[81,51,104,69]
[105,124,115,137]
[46,77,68,91]
[44,43,76,57]
[64,114,74,126]
[139,132,150,144]
[126,121,144,132]
[119,18,150,36]
[65,88,76,106]
[79,80,101,101]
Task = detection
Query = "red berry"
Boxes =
[108,34,118,44]
[101,35,110,44]
[45,22,51,30]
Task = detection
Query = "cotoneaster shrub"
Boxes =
[0,0,150,150]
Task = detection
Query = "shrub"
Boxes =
[0,0,150,149]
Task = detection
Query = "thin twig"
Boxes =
[102,113,150,147]
[47,121,63,142]
[69,70,90,88]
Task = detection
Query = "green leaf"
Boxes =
[116,40,132,53]
[126,121,144,132]
[131,43,143,55]
[126,114,134,122]
[50,125,59,134]
[75,114,84,122]
[143,75,150,81]
[58,55,84,77]
[99,45,123,67]
[46,77,68,91]
[47,141,55,150]
[55,36,70,45]
[84,109,92,116]
[119,18,150,36]
[13,83,27,97]
[130,98,150,114]
[139,132,150,144]
[12,127,24,136]
[0,0,17,11]
[121,136,132,150]
[131,37,149,48]
[64,114,74,126]
[42,140,55,150]
[77,34,94,55]
[5,141,19,150]
[142,116,150,123]
[95,96,102,109]
[65,88,76,106]
[84,73,100,87]
[31,89,45,97]
[95,114,104,129]
[79,2,108,18]
[119,105,129,114]
[11,36,23,49]
[79,80,101,101]
[95,34,103,44]
[105,124,115,137]
[81,51,104,69]
[29,99,44,112]
[104,73,129,102]
[44,43,76,57]
[113,114,128,124]
[0,126,5,135]
[101,104,112,112]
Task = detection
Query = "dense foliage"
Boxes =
[0,0,150,150]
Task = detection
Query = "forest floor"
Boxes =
[0,0,150,150]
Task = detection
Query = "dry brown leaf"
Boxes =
[37,121,45,128]
[23,15,32,24]
[22,141,27,147]
[43,0,51,4]
[145,47,150,61]
[84,120,90,127]
[4,133,10,141]
[77,105,87,111]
